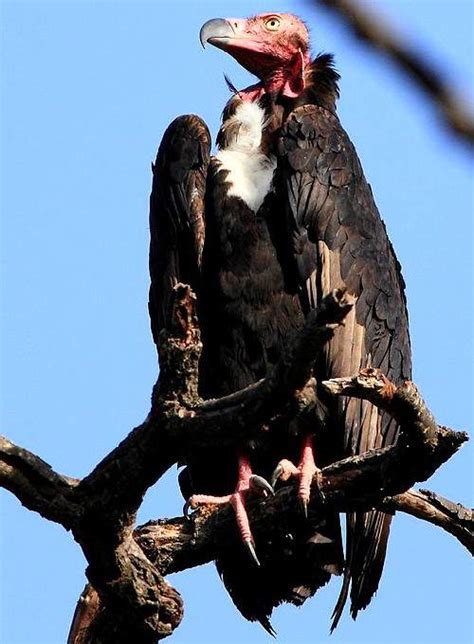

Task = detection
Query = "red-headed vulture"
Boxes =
[149,12,411,633]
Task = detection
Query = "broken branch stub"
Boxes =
[1,283,470,643]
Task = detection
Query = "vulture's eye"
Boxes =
[264,16,281,31]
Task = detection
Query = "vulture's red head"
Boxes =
[200,13,311,98]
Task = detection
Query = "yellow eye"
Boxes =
[264,16,281,31]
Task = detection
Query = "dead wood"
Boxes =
[0,285,470,643]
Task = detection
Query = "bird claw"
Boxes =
[181,458,271,567]
[298,467,325,516]
[299,497,309,519]
[182,486,264,566]
[271,463,284,489]
[248,474,274,497]
[244,538,261,567]
[271,452,325,517]
[271,459,299,488]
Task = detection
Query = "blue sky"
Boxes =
[1,1,472,643]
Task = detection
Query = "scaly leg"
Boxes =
[271,433,325,517]
[184,452,273,565]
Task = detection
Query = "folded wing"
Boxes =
[149,115,210,343]
[277,104,412,626]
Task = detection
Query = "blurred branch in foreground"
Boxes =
[315,0,474,148]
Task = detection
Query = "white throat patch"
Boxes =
[216,102,276,213]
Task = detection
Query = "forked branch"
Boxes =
[0,285,470,644]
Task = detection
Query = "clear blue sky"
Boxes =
[1,1,472,643]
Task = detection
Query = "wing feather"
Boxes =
[148,114,210,345]
[278,105,411,625]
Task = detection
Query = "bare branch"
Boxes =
[322,369,468,480]
[315,0,474,147]
[2,287,469,643]
[155,284,202,405]
[137,374,470,574]
[0,288,353,536]
[383,490,473,555]
[3,285,354,643]
[0,435,79,527]
[136,468,472,579]
[72,481,473,641]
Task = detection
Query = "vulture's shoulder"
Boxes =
[276,104,411,383]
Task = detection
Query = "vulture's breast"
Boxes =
[215,101,276,213]
[199,100,305,397]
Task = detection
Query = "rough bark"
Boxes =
[0,286,470,643]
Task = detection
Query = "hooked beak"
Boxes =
[199,16,284,83]
[199,18,236,49]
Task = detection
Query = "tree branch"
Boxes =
[136,367,471,578]
[1,286,470,642]
[322,369,468,481]
[315,0,474,147]
[383,490,473,555]
[1,286,354,642]
[0,287,355,535]
[0,435,79,527]
[136,485,472,580]
[71,480,472,643]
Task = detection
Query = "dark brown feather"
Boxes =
[148,115,210,344]
[151,53,410,632]
[277,94,411,626]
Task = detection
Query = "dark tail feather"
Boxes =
[258,617,277,638]
[216,508,343,631]
[331,510,392,630]
[330,569,350,633]
[350,512,392,618]
[330,511,355,632]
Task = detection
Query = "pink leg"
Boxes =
[185,453,273,565]
[272,433,324,516]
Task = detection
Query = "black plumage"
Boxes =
[149,48,411,631]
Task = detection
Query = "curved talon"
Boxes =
[271,459,298,488]
[249,474,274,497]
[299,497,309,519]
[182,456,263,563]
[244,539,261,566]
[271,463,284,489]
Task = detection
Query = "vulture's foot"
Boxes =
[271,434,325,517]
[184,454,273,565]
